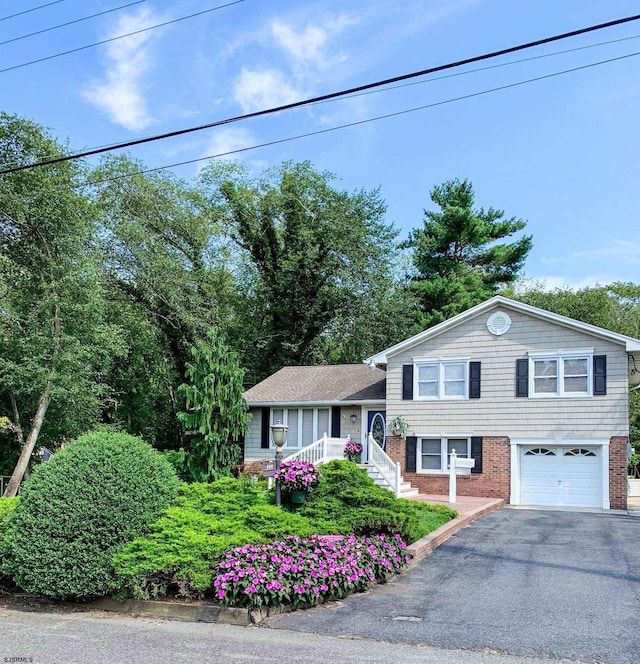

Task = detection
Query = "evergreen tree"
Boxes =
[406,179,532,327]
[177,328,249,481]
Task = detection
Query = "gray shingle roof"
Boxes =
[244,364,386,404]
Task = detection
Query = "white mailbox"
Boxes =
[452,457,475,476]
[448,450,475,503]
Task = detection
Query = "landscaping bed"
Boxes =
[0,442,457,614]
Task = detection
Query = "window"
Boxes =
[415,360,468,400]
[418,437,470,473]
[270,407,330,448]
[529,351,592,397]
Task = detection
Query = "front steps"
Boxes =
[359,463,419,498]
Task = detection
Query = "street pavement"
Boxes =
[266,509,640,664]
[0,607,576,664]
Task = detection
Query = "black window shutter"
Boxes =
[470,436,483,474]
[402,364,414,400]
[593,355,607,395]
[516,359,529,397]
[260,407,270,449]
[469,361,481,399]
[405,436,417,472]
[331,406,341,438]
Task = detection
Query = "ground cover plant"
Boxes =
[114,461,457,601]
[1,431,179,601]
[213,533,410,608]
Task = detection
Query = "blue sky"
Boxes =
[2,0,639,289]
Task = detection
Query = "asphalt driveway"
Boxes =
[265,509,640,664]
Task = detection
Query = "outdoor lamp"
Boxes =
[270,420,288,507]
[270,421,288,449]
[350,412,357,425]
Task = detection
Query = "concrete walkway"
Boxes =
[405,494,505,564]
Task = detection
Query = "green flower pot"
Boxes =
[290,491,306,504]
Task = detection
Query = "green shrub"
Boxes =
[112,464,458,600]
[2,431,179,600]
[0,497,18,589]
[114,478,272,599]
[299,460,458,543]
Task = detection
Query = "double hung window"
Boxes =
[418,437,470,473]
[415,359,468,400]
[529,351,591,397]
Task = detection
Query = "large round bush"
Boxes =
[2,430,179,600]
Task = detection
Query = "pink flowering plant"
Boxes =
[343,439,363,463]
[273,460,321,494]
[212,533,409,608]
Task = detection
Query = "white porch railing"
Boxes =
[367,433,401,497]
[283,433,349,465]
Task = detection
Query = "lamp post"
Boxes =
[270,420,288,507]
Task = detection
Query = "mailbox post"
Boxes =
[448,449,475,503]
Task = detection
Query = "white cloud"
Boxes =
[570,240,640,266]
[83,8,161,131]
[271,15,356,70]
[197,127,268,172]
[233,68,304,114]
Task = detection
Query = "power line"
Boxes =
[4,30,639,172]
[0,0,245,75]
[320,32,640,106]
[74,49,640,190]
[2,11,639,176]
[0,0,64,22]
[0,1,147,47]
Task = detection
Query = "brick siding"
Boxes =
[609,436,628,510]
[387,435,511,500]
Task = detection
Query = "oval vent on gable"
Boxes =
[487,311,512,336]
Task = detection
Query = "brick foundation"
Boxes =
[609,436,628,510]
[386,435,511,501]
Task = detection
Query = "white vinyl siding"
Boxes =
[414,359,468,400]
[386,308,629,440]
[418,437,470,473]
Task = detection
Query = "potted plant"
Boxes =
[389,415,409,438]
[343,438,363,463]
[273,459,321,504]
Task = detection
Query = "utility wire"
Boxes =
[70,49,640,190]
[321,32,640,106]
[0,0,245,75]
[1,11,639,176]
[3,30,639,172]
[0,0,64,22]
[0,0,147,47]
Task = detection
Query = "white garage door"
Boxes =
[520,446,601,508]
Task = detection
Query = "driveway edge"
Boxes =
[406,498,505,565]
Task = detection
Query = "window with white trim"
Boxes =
[529,351,592,397]
[270,407,330,448]
[418,437,470,473]
[414,360,468,400]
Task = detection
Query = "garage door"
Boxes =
[520,446,601,508]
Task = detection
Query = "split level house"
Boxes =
[243,295,640,510]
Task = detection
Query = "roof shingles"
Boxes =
[244,364,386,404]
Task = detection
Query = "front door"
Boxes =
[367,410,386,451]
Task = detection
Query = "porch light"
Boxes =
[350,412,357,425]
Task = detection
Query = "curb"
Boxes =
[85,597,292,626]
[406,498,505,565]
